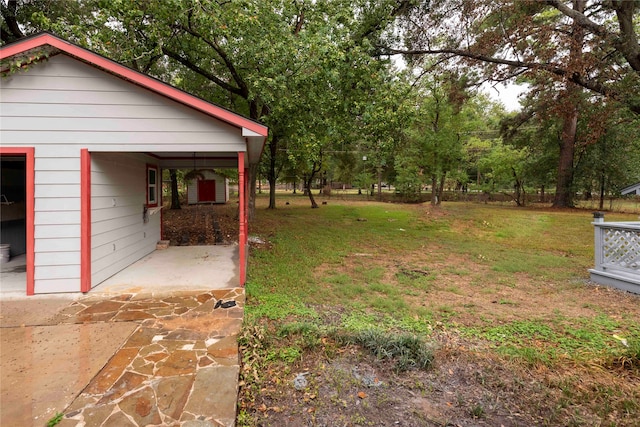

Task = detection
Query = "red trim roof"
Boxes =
[1,33,268,137]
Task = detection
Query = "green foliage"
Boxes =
[245,291,317,321]
[397,74,469,203]
[266,346,302,364]
[277,321,323,350]
[0,49,52,77]
[462,315,640,367]
[46,412,64,427]
[336,329,434,373]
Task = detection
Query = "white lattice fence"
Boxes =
[602,227,640,272]
[591,215,640,294]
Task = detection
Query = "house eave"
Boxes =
[0,32,268,139]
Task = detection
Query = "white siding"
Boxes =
[0,55,247,153]
[32,153,82,294]
[90,153,160,287]
[187,182,198,205]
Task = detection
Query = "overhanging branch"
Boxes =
[383,46,640,114]
[161,46,244,96]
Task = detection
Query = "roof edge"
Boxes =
[1,32,268,137]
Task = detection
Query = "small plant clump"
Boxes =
[46,412,64,427]
[611,337,640,370]
[336,328,435,373]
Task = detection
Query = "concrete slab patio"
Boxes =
[0,287,244,426]
[0,246,239,297]
[92,246,240,295]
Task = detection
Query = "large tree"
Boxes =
[388,0,640,207]
[2,0,411,213]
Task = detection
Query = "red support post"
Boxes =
[245,168,249,245]
[25,148,34,295]
[80,149,92,293]
[238,152,246,286]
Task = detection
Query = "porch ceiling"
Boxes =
[149,152,239,169]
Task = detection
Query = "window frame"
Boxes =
[146,164,159,207]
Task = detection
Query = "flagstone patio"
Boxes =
[0,288,244,427]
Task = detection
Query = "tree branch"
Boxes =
[0,0,24,43]
[544,0,607,38]
[161,46,244,96]
[546,0,640,73]
[176,23,250,98]
[611,0,640,72]
[383,47,640,114]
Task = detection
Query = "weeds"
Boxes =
[46,413,63,427]
[469,404,485,419]
[336,329,434,373]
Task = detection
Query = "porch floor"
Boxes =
[1,288,244,426]
[1,245,245,425]
[91,245,239,296]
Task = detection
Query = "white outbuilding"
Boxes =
[0,33,267,295]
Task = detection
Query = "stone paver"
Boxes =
[7,288,245,427]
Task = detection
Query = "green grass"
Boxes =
[247,198,638,334]
[241,197,640,424]
[460,314,640,367]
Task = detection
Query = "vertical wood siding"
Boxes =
[90,153,160,287]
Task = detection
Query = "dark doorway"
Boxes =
[0,156,27,257]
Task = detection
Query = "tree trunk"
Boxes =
[552,0,585,209]
[437,172,446,205]
[170,169,181,210]
[430,174,438,205]
[553,108,578,208]
[513,171,525,207]
[248,162,259,221]
[598,170,606,210]
[377,168,383,201]
[305,174,319,208]
[267,136,279,209]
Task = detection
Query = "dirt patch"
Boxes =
[162,203,239,246]
[241,327,640,426]
[313,242,640,328]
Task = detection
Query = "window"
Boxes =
[147,165,158,207]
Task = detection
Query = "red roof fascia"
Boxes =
[1,33,268,137]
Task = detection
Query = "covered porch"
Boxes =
[1,33,267,296]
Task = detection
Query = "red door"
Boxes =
[198,180,216,202]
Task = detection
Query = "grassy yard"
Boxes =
[238,196,640,426]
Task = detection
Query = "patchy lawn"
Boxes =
[192,196,638,426]
[239,198,640,426]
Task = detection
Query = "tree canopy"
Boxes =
[2,0,638,210]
